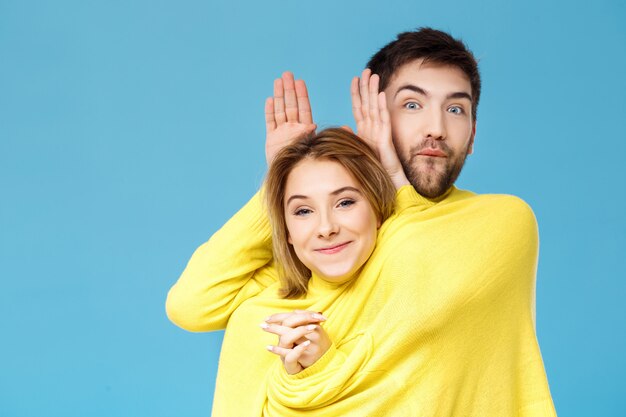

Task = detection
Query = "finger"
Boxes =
[282,72,298,123]
[293,309,327,319]
[268,340,310,374]
[340,125,354,133]
[359,68,372,119]
[351,77,363,123]
[281,312,326,328]
[266,344,291,358]
[295,79,313,124]
[301,327,321,344]
[379,92,390,128]
[273,78,286,125]
[265,310,326,325]
[264,312,293,324]
[278,324,318,348]
[369,74,380,124]
[261,323,312,347]
[260,322,293,337]
[287,340,310,363]
[265,97,276,132]
[266,339,311,359]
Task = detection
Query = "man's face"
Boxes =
[384,59,476,198]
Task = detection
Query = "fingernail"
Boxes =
[266,345,274,352]
[312,313,326,320]
[306,324,316,331]
[302,340,311,347]
[259,323,269,329]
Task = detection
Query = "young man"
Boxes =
[168,27,557,416]
[345,29,558,414]
[353,27,480,199]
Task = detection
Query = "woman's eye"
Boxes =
[404,102,420,110]
[294,208,312,216]
[338,199,356,208]
[448,105,464,115]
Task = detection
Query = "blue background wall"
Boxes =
[1,1,624,416]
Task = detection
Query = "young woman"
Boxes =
[166,126,408,414]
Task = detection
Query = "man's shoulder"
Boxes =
[451,187,534,211]
[450,188,538,229]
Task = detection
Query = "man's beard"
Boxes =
[398,140,471,199]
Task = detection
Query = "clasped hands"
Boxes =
[261,310,331,375]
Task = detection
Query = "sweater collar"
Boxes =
[306,272,353,298]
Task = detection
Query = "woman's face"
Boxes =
[284,158,379,284]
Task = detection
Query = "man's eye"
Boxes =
[294,208,312,216]
[338,199,356,208]
[448,106,464,115]
[404,102,420,110]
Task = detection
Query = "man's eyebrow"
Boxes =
[394,85,472,102]
[394,84,427,99]
[447,91,472,102]
[286,186,362,205]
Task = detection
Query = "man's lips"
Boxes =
[417,148,447,157]
[315,242,351,254]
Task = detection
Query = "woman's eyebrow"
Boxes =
[286,186,361,205]
[331,186,362,196]
[286,194,309,205]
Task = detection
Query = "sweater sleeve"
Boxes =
[165,190,277,332]
[265,331,376,412]
[376,184,427,241]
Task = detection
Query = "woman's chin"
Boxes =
[315,265,361,284]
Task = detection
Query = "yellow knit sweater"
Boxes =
[166,185,556,416]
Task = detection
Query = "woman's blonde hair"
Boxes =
[264,128,396,299]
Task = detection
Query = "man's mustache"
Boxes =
[411,140,451,157]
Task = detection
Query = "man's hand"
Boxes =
[265,72,317,165]
[351,69,409,189]
[261,310,331,374]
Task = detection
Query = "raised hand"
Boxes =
[265,72,317,165]
[261,310,331,374]
[351,69,409,189]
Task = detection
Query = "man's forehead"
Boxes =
[387,59,472,94]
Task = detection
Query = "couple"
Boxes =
[166,28,557,416]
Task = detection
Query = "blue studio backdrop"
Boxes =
[1,1,625,416]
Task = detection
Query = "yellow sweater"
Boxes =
[166,185,556,416]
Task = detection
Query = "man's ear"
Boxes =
[468,122,476,155]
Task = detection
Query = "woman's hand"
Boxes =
[351,69,409,189]
[262,310,331,374]
[265,72,317,165]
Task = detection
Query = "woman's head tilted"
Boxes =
[265,128,396,298]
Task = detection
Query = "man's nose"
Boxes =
[424,108,447,141]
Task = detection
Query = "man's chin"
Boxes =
[416,184,447,198]
[410,172,448,198]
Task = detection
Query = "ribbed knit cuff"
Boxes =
[289,343,338,380]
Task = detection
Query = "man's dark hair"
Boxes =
[367,27,481,121]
